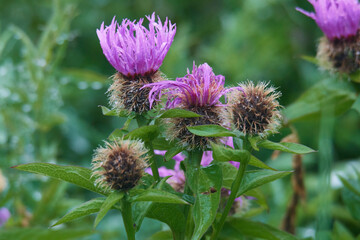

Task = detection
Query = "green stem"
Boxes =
[211,155,249,240]
[147,143,160,182]
[184,150,203,240]
[121,195,136,240]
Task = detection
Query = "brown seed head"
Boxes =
[317,31,360,74]
[165,105,228,150]
[108,71,164,114]
[229,81,281,136]
[92,138,149,191]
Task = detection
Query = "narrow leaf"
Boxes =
[13,163,107,195]
[227,217,298,240]
[211,142,250,164]
[164,146,185,162]
[160,108,202,118]
[131,189,189,204]
[52,198,106,226]
[94,192,124,228]
[187,125,236,137]
[257,140,316,154]
[237,170,292,196]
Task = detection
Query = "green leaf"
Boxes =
[192,165,222,240]
[341,178,360,221]
[237,170,292,196]
[257,140,316,154]
[52,198,106,226]
[100,106,129,117]
[130,189,189,204]
[108,128,128,140]
[187,125,236,137]
[0,228,93,240]
[160,108,202,118]
[332,221,354,240]
[211,142,274,170]
[152,137,176,150]
[125,125,160,143]
[249,155,276,171]
[301,55,319,65]
[218,163,238,189]
[211,142,250,164]
[13,163,107,195]
[226,217,298,240]
[94,192,124,227]
[146,203,186,239]
[284,79,356,122]
[164,146,185,162]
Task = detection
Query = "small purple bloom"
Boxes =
[145,62,241,109]
[97,12,176,78]
[0,208,10,227]
[296,0,360,40]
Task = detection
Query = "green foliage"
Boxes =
[256,140,316,154]
[187,125,236,137]
[159,108,202,118]
[0,228,93,240]
[130,189,189,204]
[13,163,108,195]
[94,192,124,228]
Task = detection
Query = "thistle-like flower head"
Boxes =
[229,81,281,136]
[92,138,149,191]
[146,62,240,109]
[97,12,176,78]
[296,0,360,40]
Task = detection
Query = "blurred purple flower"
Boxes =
[0,208,10,227]
[296,0,360,40]
[145,62,242,108]
[97,12,176,78]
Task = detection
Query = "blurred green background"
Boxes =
[1,0,359,239]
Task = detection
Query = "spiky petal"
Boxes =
[145,62,241,109]
[296,0,360,40]
[97,13,176,78]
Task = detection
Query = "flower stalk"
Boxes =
[121,195,136,240]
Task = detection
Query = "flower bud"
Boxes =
[92,138,149,191]
[228,81,281,136]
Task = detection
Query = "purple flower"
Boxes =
[97,12,176,78]
[296,0,360,40]
[0,208,10,227]
[145,62,241,109]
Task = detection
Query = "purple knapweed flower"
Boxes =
[97,12,176,78]
[296,0,360,40]
[146,62,241,109]
[0,208,10,227]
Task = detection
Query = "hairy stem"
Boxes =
[147,143,160,182]
[121,195,136,240]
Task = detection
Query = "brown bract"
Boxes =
[92,139,149,191]
[228,81,281,136]
[165,105,227,150]
[317,31,360,74]
[108,71,164,114]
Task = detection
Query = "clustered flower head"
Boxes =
[297,0,360,74]
[228,81,281,136]
[92,138,149,191]
[145,62,241,149]
[296,0,360,40]
[97,13,176,113]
